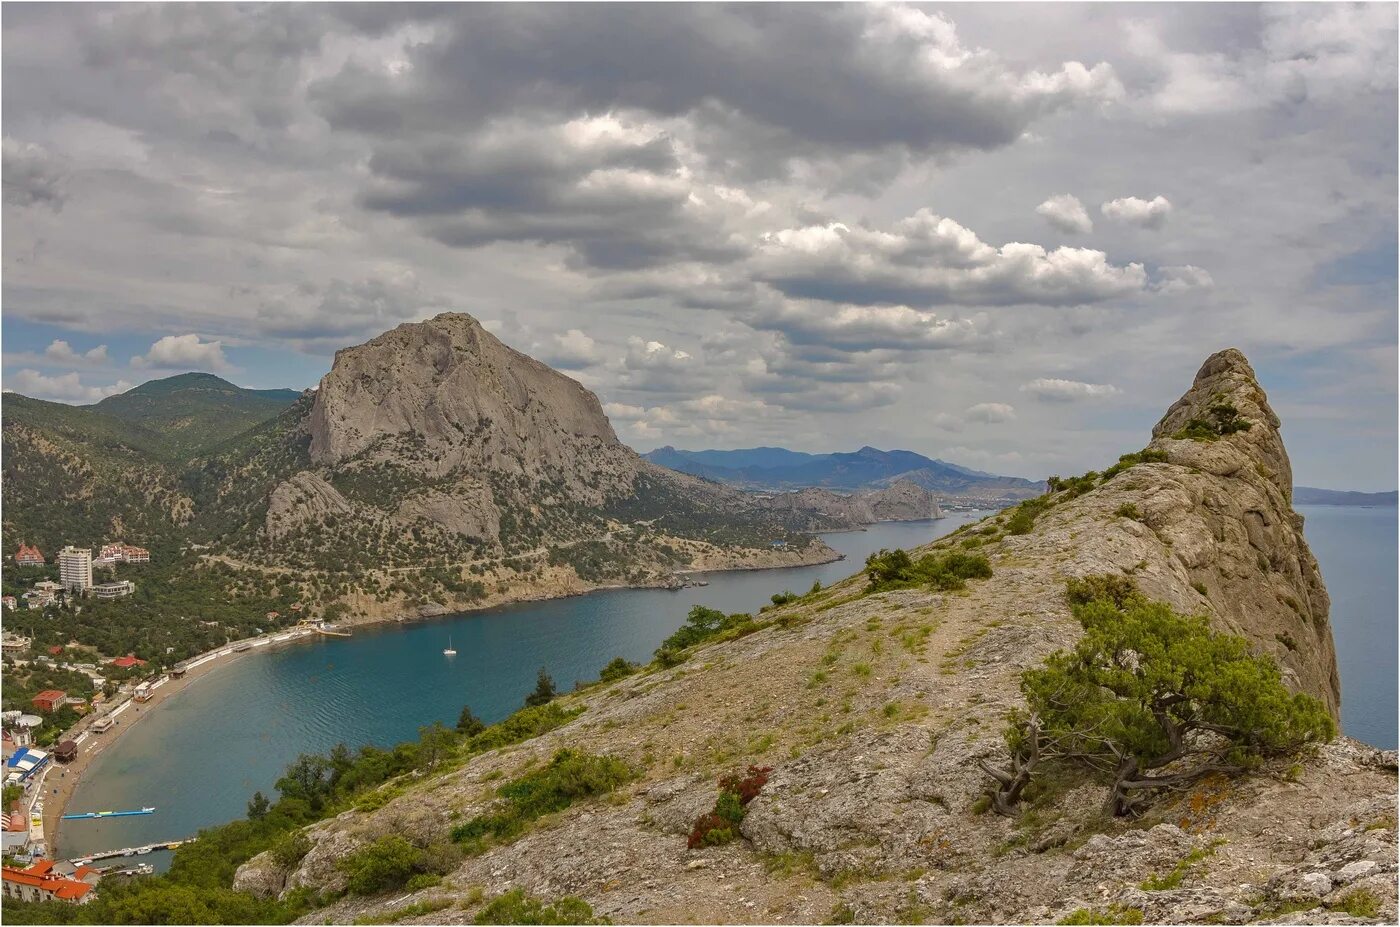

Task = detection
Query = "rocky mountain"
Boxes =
[644,444,1044,501]
[233,348,1394,926]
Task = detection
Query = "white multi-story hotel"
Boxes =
[58,547,93,593]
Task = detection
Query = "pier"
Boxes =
[71,839,187,865]
[61,807,155,821]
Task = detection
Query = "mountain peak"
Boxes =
[118,371,240,395]
[308,311,622,480]
[1151,347,1291,497]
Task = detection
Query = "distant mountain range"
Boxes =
[643,445,1044,500]
[1293,487,1397,506]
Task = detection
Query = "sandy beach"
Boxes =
[44,630,314,858]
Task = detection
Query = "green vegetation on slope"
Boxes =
[93,373,301,460]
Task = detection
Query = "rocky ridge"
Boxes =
[234,349,1394,925]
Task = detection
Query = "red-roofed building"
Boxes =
[47,645,64,656]
[2,801,29,853]
[109,654,147,669]
[32,690,66,713]
[1,862,96,904]
[15,543,44,566]
[97,543,150,564]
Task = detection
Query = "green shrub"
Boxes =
[1333,889,1380,918]
[338,836,426,896]
[451,750,635,852]
[999,577,1334,817]
[655,605,757,659]
[524,667,558,707]
[465,702,582,753]
[1057,905,1144,925]
[597,657,639,684]
[1172,399,1253,442]
[1101,449,1169,481]
[769,590,800,607]
[473,889,609,925]
[1114,503,1143,521]
[864,548,992,593]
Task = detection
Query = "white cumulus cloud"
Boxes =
[132,334,229,371]
[5,369,132,403]
[1035,194,1093,234]
[43,340,108,364]
[1021,378,1121,402]
[1153,264,1215,293]
[1101,195,1173,229]
[965,401,1016,423]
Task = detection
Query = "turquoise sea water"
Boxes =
[57,504,1397,865]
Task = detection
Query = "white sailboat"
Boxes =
[443,635,457,656]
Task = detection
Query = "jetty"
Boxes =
[70,839,187,865]
[61,807,155,821]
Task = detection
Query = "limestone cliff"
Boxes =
[308,313,634,500]
[235,349,1391,925]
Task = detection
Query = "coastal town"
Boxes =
[1,541,349,906]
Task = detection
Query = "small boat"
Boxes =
[442,636,457,656]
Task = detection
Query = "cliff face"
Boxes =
[308,313,637,500]
[1145,348,1340,716]
[236,348,1391,925]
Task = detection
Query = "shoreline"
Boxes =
[46,638,296,858]
[42,539,848,855]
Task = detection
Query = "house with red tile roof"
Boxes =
[109,654,147,669]
[1,860,96,904]
[31,690,66,713]
[14,543,44,566]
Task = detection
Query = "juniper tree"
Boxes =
[982,578,1334,817]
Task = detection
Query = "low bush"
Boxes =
[1057,905,1145,925]
[596,656,638,684]
[1173,398,1253,442]
[864,548,992,593]
[1101,449,1169,481]
[452,750,635,852]
[337,836,427,896]
[473,889,609,925]
[688,765,772,849]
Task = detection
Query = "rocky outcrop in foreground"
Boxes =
[236,349,1393,925]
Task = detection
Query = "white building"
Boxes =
[58,547,93,593]
[92,580,135,600]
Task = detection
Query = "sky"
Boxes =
[2,3,1396,490]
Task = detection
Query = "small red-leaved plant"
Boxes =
[688,765,772,849]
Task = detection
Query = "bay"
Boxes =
[58,514,986,862]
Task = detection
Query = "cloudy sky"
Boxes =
[3,3,1396,489]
